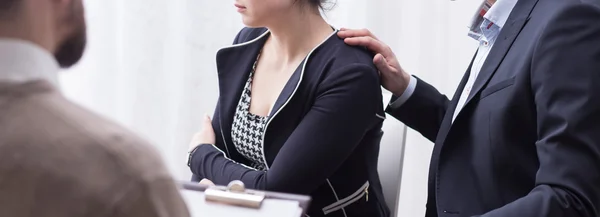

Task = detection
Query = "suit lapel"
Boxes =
[431,0,539,172]
[435,52,477,145]
[463,0,537,106]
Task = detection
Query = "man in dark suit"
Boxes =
[338,0,600,216]
[0,0,189,216]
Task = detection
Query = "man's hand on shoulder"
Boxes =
[338,28,411,96]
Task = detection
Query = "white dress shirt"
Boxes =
[390,0,518,123]
[0,39,60,87]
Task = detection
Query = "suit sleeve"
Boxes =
[190,63,381,194]
[385,76,451,142]
[476,4,600,217]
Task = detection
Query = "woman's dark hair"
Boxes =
[308,0,326,9]
[298,0,336,12]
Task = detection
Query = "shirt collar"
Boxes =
[484,0,518,28]
[468,0,518,40]
[0,38,60,88]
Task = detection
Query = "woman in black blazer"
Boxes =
[187,0,389,216]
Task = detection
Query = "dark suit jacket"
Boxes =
[190,28,390,217]
[386,0,600,216]
[0,81,189,217]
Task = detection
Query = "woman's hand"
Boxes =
[190,116,217,187]
[189,114,216,152]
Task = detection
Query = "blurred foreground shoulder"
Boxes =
[45,97,191,217]
[0,88,190,217]
[86,124,191,217]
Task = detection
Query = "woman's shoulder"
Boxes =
[302,32,381,94]
[311,32,378,73]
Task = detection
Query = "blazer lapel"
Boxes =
[215,32,269,144]
[267,61,304,117]
[266,30,337,118]
[463,0,537,107]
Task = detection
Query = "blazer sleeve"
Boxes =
[190,29,248,182]
[190,63,381,194]
[475,4,600,217]
[385,76,451,142]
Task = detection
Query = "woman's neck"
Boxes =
[264,11,333,64]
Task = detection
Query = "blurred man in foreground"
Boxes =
[0,0,189,216]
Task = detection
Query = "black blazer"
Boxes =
[190,27,390,217]
[387,0,600,216]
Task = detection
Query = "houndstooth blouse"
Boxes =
[230,53,268,171]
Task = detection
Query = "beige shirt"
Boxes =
[0,39,190,217]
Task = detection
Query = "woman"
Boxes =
[187,0,389,216]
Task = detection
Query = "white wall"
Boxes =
[60,0,244,179]
[392,0,482,216]
[59,0,482,216]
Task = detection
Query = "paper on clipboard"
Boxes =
[179,181,310,217]
[181,189,303,217]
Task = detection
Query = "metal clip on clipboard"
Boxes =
[204,180,265,209]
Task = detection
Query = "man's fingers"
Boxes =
[373,53,394,74]
[374,53,386,67]
[337,28,378,40]
[343,37,392,58]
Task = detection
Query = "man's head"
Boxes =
[0,0,86,68]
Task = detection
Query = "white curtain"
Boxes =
[60,0,482,216]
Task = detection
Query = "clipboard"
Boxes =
[179,180,311,217]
